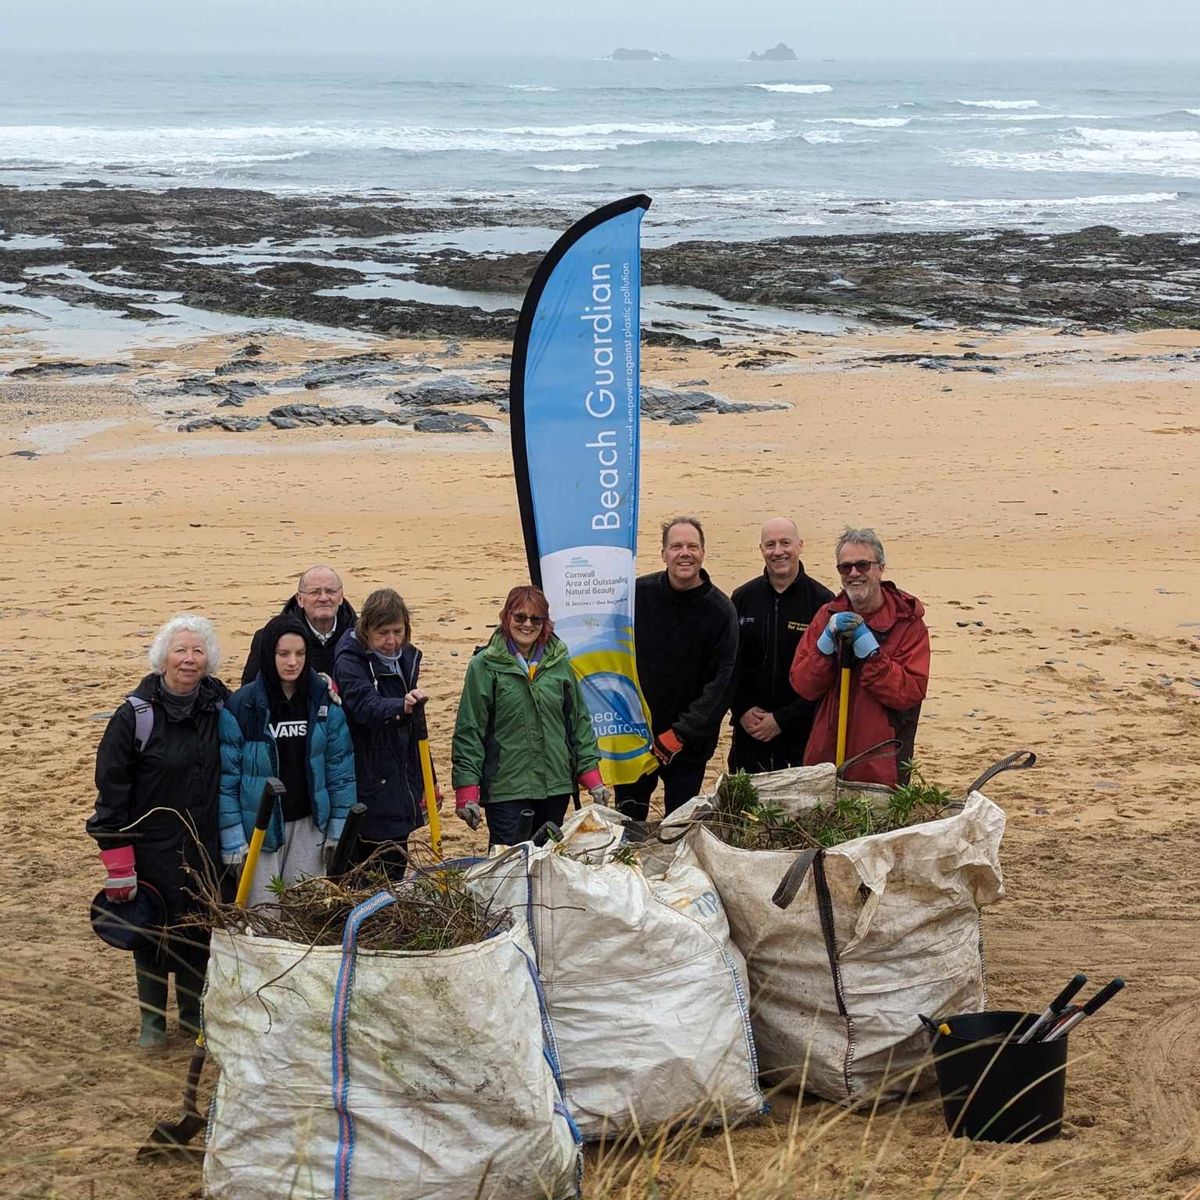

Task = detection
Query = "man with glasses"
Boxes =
[614,516,738,821]
[729,517,835,774]
[241,565,357,684]
[789,528,929,786]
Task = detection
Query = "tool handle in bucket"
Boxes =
[964,750,1037,798]
[327,803,368,879]
[235,778,284,907]
[517,807,536,844]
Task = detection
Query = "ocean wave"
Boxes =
[800,130,845,145]
[913,191,1179,210]
[531,162,600,172]
[507,84,557,92]
[960,127,1200,177]
[956,99,1041,110]
[0,119,787,165]
[750,83,833,94]
[822,117,911,128]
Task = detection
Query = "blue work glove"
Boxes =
[849,621,880,659]
[817,611,862,655]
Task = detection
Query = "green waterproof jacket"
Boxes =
[451,631,600,805]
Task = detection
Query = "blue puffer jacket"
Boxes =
[332,629,427,843]
[218,670,356,856]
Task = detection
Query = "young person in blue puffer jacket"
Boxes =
[219,614,356,905]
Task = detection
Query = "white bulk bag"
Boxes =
[666,773,1005,1105]
[467,805,764,1140]
[202,894,580,1200]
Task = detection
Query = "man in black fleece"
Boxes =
[615,516,738,821]
[729,516,835,773]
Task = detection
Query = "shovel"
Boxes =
[137,778,284,1163]
[835,635,854,766]
[413,700,443,861]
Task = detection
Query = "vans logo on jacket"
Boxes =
[269,719,308,739]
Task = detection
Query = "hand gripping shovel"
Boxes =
[137,778,284,1163]
[413,700,443,861]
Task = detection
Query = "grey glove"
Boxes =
[589,783,615,807]
[456,802,483,831]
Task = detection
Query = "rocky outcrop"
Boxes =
[412,411,492,433]
[388,376,507,408]
[610,48,672,60]
[641,386,788,425]
[748,43,797,61]
[4,187,1198,335]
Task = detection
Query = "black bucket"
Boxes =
[929,1011,1068,1143]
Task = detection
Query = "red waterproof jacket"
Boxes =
[789,582,930,786]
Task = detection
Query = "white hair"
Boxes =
[148,613,222,675]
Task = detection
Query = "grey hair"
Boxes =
[148,613,222,675]
[836,527,886,567]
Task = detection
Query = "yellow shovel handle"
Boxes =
[835,653,852,768]
[234,825,269,908]
[418,738,442,861]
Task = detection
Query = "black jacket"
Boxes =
[729,566,836,771]
[241,596,357,685]
[332,629,427,843]
[632,569,738,755]
[87,673,230,923]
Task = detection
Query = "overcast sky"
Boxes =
[3,0,1196,58]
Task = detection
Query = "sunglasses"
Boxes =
[511,613,546,626]
[836,560,879,577]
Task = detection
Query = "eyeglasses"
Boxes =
[836,560,879,577]
[300,588,342,598]
[511,613,545,626]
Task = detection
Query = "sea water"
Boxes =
[0,52,1198,242]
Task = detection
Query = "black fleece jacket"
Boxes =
[730,566,836,731]
[632,569,738,752]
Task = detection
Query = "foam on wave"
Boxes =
[750,83,833,94]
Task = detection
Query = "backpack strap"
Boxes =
[125,696,155,752]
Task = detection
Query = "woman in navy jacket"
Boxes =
[333,588,429,879]
[219,615,355,905]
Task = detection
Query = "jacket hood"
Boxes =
[257,614,311,713]
[334,627,420,675]
[281,594,357,628]
[132,672,229,710]
[482,628,568,672]
[831,580,924,629]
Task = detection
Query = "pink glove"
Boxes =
[100,845,138,902]
[455,786,483,831]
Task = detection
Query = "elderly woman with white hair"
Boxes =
[87,613,230,1049]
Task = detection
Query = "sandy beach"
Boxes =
[2,318,1199,1199]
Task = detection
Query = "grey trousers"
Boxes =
[245,816,326,907]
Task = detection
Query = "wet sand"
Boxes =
[1,324,1198,1199]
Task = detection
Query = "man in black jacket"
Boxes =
[729,517,835,773]
[242,565,357,684]
[615,516,738,821]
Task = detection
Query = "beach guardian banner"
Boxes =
[509,194,656,785]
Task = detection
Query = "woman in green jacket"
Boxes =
[451,585,612,845]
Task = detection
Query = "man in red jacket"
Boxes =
[789,528,929,786]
